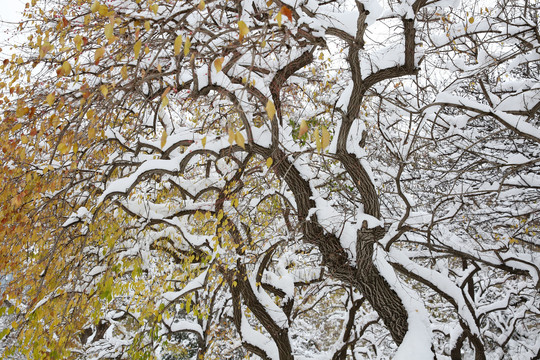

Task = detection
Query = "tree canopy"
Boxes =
[0,0,539,358]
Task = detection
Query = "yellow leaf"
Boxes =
[121,65,128,80]
[238,21,249,41]
[15,106,28,118]
[198,0,205,10]
[150,4,159,14]
[58,143,69,155]
[202,136,207,147]
[94,47,105,64]
[74,35,82,51]
[144,45,150,54]
[104,23,113,40]
[214,57,224,72]
[314,126,321,152]
[321,126,330,149]
[134,40,142,59]
[39,42,53,58]
[266,157,273,168]
[161,96,169,108]
[88,127,96,139]
[46,93,55,106]
[100,85,108,97]
[144,20,151,31]
[228,128,235,145]
[235,131,245,149]
[276,11,282,27]
[62,61,71,75]
[469,17,474,23]
[174,35,183,55]
[266,100,276,120]
[261,40,266,48]
[98,4,109,16]
[184,37,191,56]
[161,131,168,148]
[90,1,99,13]
[298,120,308,137]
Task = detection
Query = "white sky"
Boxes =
[0,0,26,56]
[0,0,25,23]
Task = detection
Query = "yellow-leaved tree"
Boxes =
[1,0,540,359]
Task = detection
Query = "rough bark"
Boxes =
[254,146,409,345]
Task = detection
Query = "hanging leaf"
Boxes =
[162,87,171,98]
[161,131,168,148]
[321,126,330,149]
[238,21,249,41]
[74,35,82,51]
[15,105,29,118]
[298,120,308,137]
[266,100,276,120]
[90,0,99,13]
[104,23,113,40]
[134,40,142,59]
[94,47,105,64]
[235,131,245,149]
[184,37,191,56]
[202,136,207,148]
[198,0,205,10]
[161,96,169,108]
[58,143,69,155]
[62,61,71,75]
[88,127,96,139]
[266,157,273,168]
[46,93,55,106]
[314,126,321,152]
[121,65,128,80]
[228,128,235,145]
[100,85,108,97]
[214,57,224,72]
[39,42,53,58]
[280,6,293,21]
[276,11,282,27]
[144,20,151,31]
[469,17,474,23]
[174,35,183,56]
[98,4,109,16]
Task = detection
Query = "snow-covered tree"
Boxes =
[0,0,538,358]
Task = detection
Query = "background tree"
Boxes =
[0,0,539,359]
